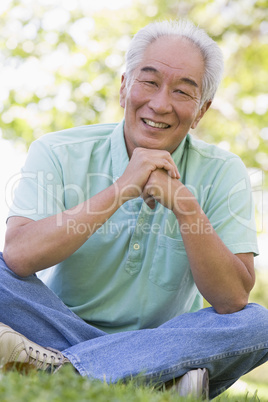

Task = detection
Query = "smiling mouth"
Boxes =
[142,118,170,129]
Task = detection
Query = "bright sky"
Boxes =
[0,0,134,14]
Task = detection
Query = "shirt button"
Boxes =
[133,243,140,250]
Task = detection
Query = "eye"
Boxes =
[145,81,158,86]
[175,89,187,95]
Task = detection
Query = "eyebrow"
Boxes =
[140,66,199,88]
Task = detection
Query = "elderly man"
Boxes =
[0,20,267,399]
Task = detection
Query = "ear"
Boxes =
[191,100,212,129]
[119,73,127,108]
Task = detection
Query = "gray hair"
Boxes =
[125,20,224,106]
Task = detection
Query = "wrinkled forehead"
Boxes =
[141,35,204,70]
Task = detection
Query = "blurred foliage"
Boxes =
[0,0,267,172]
[250,269,268,308]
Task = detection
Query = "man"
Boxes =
[0,20,267,399]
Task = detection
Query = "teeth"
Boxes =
[143,119,169,129]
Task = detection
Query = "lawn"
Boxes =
[0,363,267,402]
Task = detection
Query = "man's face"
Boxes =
[120,36,211,156]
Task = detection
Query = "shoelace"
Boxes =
[27,346,60,371]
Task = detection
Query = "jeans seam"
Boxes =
[143,341,268,380]
[63,352,88,377]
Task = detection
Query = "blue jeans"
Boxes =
[0,253,267,399]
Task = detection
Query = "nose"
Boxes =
[148,87,173,114]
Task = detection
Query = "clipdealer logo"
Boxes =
[5,168,264,233]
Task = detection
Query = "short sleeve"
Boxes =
[7,139,65,221]
[203,156,259,256]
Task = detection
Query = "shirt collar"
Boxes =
[170,135,188,167]
[110,120,129,182]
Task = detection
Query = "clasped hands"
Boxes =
[142,168,180,210]
[117,147,185,212]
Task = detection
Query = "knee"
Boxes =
[245,303,268,330]
[0,252,31,281]
[0,252,11,274]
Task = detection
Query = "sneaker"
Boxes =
[0,323,69,373]
[169,368,209,400]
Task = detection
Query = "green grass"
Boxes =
[0,364,267,402]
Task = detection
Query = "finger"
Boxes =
[159,160,180,179]
[161,153,180,179]
[132,148,180,178]
[167,168,180,179]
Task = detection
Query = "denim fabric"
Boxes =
[0,253,267,399]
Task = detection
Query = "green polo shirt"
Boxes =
[8,120,259,333]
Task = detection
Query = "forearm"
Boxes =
[4,148,180,277]
[172,183,255,313]
[4,183,123,277]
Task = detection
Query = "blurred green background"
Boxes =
[0,0,267,397]
[0,0,267,163]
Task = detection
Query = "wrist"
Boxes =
[172,183,200,221]
[114,177,141,205]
